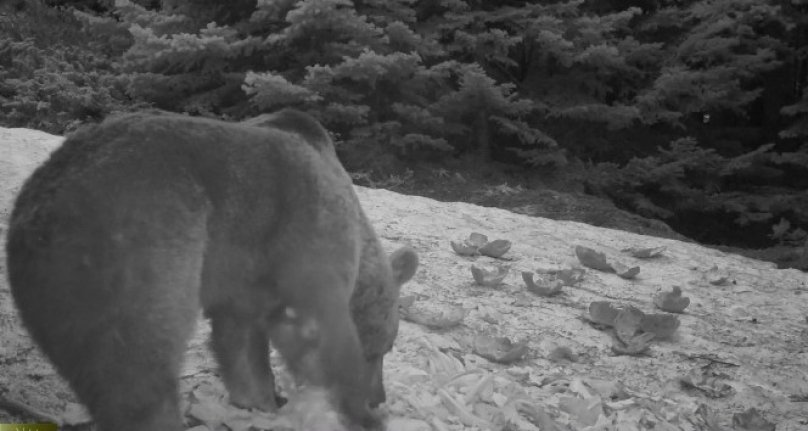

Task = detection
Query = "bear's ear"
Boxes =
[390,247,418,285]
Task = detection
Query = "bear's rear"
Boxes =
[7,112,417,431]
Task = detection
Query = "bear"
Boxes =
[5,109,419,431]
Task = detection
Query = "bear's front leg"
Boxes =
[208,307,282,411]
[267,297,382,430]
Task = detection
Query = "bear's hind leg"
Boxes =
[84,351,186,431]
[64,244,204,431]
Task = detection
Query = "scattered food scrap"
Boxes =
[576,245,640,278]
[479,239,512,258]
[450,233,512,259]
[611,261,641,279]
[471,264,509,286]
[575,246,614,272]
[654,286,691,313]
[400,298,466,329]
[622,245,667,259]
[472,335,529,364]
[704,266,733,286]
[521,271,564,297]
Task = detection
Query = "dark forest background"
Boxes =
[1,0,807,268]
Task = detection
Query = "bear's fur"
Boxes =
[6,110,418,431]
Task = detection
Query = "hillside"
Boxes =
[1,127,807,431]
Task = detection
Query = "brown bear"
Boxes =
[6,109,418,431]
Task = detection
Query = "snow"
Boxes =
[1,126,806,430]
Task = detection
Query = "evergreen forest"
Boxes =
[1,0,807,268]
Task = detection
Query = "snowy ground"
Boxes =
[1,127,807,431]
